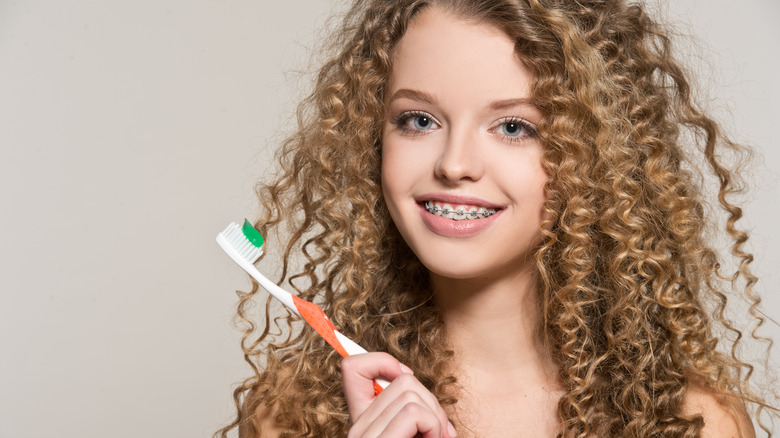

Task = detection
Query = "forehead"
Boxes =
[387,8,532,105]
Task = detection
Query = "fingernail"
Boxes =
[399,363,414,374]
[447,420,457,437]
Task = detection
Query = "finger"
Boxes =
[382,406,443,438]
[363,390,441,438]
[357,374,455,438]
[393,374,455,437]
[342,352,411,419]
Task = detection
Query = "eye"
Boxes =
[394,111,441,134]
[500,122,523,137]
[491,117,538,142]
[412,115,434,130]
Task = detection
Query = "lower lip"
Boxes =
[418,203,503,238]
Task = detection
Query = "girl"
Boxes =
[218,0,777,436]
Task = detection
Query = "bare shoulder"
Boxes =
[682,382,755,438]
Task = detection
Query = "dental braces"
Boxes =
[425,204,497,218]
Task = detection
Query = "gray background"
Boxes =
[1,1,777,437]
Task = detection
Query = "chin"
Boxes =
[424,263,484,281]
[415,249,528,283]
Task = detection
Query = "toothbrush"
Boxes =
[217,220,389,394]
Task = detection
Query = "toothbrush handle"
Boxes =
[237,259,301,317]
[334,332,389,393]
[242,264,390,392]
[292,295,390,393]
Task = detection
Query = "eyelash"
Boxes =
[391,111,538,143]
[392,110,440,136]
[490,117,538,143]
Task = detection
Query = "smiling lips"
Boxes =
[418,196,504,238]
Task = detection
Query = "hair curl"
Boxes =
[216,1,777,436]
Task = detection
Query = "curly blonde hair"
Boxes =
[216,0,777,436]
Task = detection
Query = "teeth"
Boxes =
[424,201,497,220]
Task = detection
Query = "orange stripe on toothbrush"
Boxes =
[291,295,384,395]
[291,295,349,358]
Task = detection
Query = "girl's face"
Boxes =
[381,9,548,282]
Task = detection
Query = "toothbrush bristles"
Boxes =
[220,222,264,263]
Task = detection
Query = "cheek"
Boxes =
[495,153,549,214]
[380,139,429,200]
[380,147,415,246]
[380,141,407,216]
[380,144,396,200]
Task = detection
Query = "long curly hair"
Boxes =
[216,0,777,436]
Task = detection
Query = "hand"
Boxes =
[342,352,457,438]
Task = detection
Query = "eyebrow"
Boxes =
[388,88,437,105]
[388,88,535,112]
[488,97,535,111]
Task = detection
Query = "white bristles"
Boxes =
[218,222,263,263]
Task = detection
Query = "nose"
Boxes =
[434,127,484,184]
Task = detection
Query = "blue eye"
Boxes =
[394,111,440,134]
[412,116,434,130]
[492,118,537,141]
[501,122,522,136]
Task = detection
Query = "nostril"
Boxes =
[434,157,483,183]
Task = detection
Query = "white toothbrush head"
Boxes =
[216,220,264,265]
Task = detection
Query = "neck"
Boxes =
[431,263,555,389]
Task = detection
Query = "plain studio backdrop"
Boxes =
[1,1,778,437]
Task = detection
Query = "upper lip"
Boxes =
[415,192,504,209]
